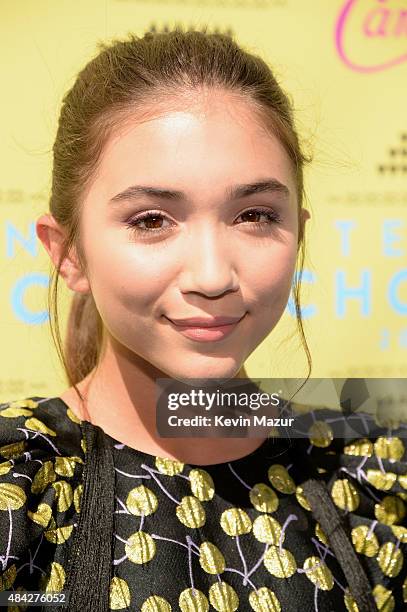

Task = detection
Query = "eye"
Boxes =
[235,207,283,228]
[124,206,283,238]
[124,212,172,237]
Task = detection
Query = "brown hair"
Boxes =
[46,26,313,405]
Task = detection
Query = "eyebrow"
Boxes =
[108,178,290,205]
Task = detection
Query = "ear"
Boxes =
[36,213,91,294]
[300,208,311,224]
[298,207,311,241]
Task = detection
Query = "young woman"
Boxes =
[0,27,406,612]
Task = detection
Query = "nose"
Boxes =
[178,225,239,297]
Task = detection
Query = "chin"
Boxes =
[165,362,243,385]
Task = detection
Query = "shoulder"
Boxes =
[0,395,86,468]
[0,396,85,594]
[293,405,407,608]
[291,404,407,506]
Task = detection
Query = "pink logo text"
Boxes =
[336,0,407,72]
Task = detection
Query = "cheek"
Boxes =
[246,243,298,306]
[88,245,174,315]
[246,248,297,347]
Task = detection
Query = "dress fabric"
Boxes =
[0,395,406,612]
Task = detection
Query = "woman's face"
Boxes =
[76,93,309,382]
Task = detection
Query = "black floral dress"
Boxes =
[0,396,406,611]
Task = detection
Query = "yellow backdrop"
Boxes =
[1,0,406,401]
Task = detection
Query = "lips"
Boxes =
[165,314,246,342]
[166,314,246,328]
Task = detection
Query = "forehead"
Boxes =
[92,91,296,198]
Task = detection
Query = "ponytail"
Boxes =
[64,292,104,386]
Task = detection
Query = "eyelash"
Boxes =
[124,207,283,238]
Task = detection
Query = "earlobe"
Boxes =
[60,243,91,294]
[300,208,311,233]
[36,214,91,294]
[302,208,311,223]
[59,258,91,294]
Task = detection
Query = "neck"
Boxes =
[62,341,267,465]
